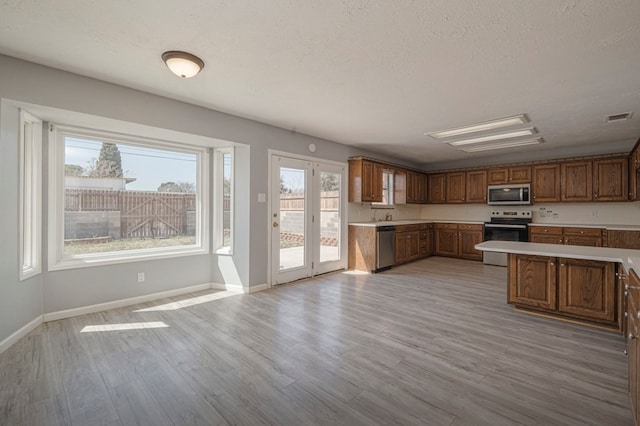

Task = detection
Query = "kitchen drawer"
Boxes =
[419,240,428,249]
[419,223,433,230]
[563,227,604,237]
[435,223,458,230]
[529,226,563,235]
[458,223,483,231]
[420,230,431,239]
[396,224,420,232]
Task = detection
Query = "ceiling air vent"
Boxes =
[605,112,633,123]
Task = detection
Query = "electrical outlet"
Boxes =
[592,210,598,218]
[137,272,145,283]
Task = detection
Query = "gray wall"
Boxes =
[0,54,406,343]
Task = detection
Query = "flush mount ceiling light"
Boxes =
[460,138,544,153]
[427,114,529,139]
[162,51,205,78]
[446,128,537,147]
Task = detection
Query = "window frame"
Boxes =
[214,147,234,254]
[18,110,43,280]
[48,124,210,271]
[372,168,395,208]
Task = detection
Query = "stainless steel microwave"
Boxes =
[487,184,531,205]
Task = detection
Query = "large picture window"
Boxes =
[48,125,209,270]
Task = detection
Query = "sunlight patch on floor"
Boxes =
[133,290,243,312]
[80,321,169,332]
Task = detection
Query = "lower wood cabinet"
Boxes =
[434,223,459,257]
[508,254,619,328]
[607,230,640,249]
[395,225,420,265]
[419,223,434,258]
[529,226,605,247]
[434,223,483,260]
[508,254,557,310]
[625,268,640,425]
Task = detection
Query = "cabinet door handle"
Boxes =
[560,263,566,267]
[629,333,636,340]
[550,262,555,266]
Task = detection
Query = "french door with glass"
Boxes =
[270,155,346,285]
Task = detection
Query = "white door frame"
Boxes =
[267,150,347,286]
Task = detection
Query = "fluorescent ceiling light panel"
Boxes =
[447,128,537,146]
[460,138,543,153]
[428,114,529,139]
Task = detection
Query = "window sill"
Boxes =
[19,266,41,281]
[48,246,209,271]
[215,246,233,255]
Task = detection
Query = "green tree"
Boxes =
[64,164,84,176]
[86,142,123,177]
[321,173,339,192]
[157,181,195,193]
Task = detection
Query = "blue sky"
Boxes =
[64,137,197,191]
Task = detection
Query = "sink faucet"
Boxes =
[385,212,393,221]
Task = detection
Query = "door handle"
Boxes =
[273,222,279,228]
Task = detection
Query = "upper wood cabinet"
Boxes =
[406,170,428,204]
[428,173,447,204]
[446,172,466,203]
[532,163,561,203]
[465,170,487,203]
[348,159,383,202]
[593,157,628,202]
[488,166,531,185]
[561,161,593,202]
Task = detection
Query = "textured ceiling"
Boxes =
[1,0,639,168]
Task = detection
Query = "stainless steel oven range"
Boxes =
[483,210,532,266]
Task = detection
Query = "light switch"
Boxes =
[258,193,266,203]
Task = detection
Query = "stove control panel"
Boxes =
[490,210,532,218]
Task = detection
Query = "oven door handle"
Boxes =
[484,223,528,229]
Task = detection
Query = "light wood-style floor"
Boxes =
[0,257,633,425]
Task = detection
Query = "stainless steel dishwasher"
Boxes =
[376,225,396,272]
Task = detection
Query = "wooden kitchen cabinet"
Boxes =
[488,166,531,185]
[530,226,605,247]
[349,159,383,202]
[466,170,487,203]
[626,268,640,425]
[458,224,483,260]
[348,225,377,272]
[395,224,420,265]
[419,223,434,258]
[434,223,483,260]
[529,226,564,245]
[446,172,466,203]
[428,173,447,204]
[593,157,628,202]
[557,258,616,322]
[508,254,619,328]
[434,223,459,257]
[563,227,605,247]
[561,160,593,202]
[508,254,557,310]
[607,230,640,249]
[532,163,561,203]
[406,170,428,204]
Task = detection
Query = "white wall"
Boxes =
[421,202,640,226]
[0,54,409,344]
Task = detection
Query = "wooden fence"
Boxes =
[279,191,339,211]
[65,189,199,238]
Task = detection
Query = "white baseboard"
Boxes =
[43,283,212,322]
[210,283,269,293]
[247,283,269,293]
[0,316,43,354]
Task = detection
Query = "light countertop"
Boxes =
[476,240,640,275]
[529,223,640,231]
[349,220,484,227]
